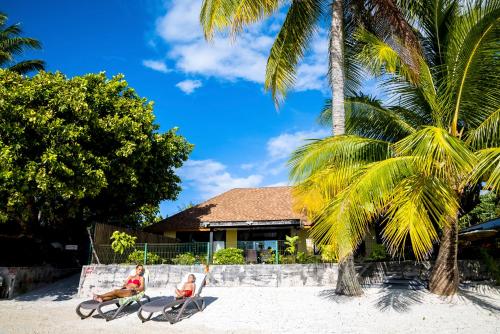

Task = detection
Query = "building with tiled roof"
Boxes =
[145,186,313,253]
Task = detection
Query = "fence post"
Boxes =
[274,240,279,264]
[88,242,93,265]
[144,243,148,265]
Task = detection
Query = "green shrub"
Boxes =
[366,244,388,261]
[296,251,320,264]
[280,254,296,264]
[127,250,161,265]
[195,255,208,265]
[172,252,196,265]
[213,248,245,265]
[260,249,276,264]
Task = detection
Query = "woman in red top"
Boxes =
[93,264,145,302]
[175,274,196,299]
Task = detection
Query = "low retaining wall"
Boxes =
[77,264,338,297]
[77,260,492,298]
[0,266,78,299]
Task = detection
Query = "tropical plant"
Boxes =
[213,248,245,265]
[172,252,197,265]
[110,231,137,255]
[290,0,500,296]
[127,250,161,265]
[284,235,299,256]
[0,12,44,74]
[200,0,417,296]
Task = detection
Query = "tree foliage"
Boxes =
[0,70,192,232]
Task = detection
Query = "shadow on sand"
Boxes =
[374,286,425,312]
[14,274,79,302]
[456,285,500,312]
[151,296,218,322]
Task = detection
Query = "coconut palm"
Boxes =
[289,0,500,295]
[200,0,417,296]
[0,12,45,74]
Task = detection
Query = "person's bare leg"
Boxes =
[96,289,134,302]
[175,289,184,299]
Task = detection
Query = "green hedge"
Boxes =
[213,248,245,264]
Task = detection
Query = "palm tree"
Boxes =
[0,12,45,74]
[289,0,500,295]
[200,0,416,296]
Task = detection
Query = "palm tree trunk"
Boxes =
[329,0,345,136]
[336,253,363,295]
[429,220,459,295]
[330,0,362,296]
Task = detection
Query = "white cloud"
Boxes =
[240,163,255,170]
[266,129,330,160]
[176,79,203,94]
[178,160,263,199]
[154,0,328,92]
[142,59,171,73]
[265,181,289,187]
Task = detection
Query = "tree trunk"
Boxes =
[330,0,363,296]
[329,0,345,136]
[336,253,363,296]
[429,220,459,295]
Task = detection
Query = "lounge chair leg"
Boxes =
[108,301,131,321]
[137,308,153,323]
[175,299,191,323]
[162,307,176,324]
[75,304,95,319]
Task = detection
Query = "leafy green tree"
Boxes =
[0,70,192,235]
[110,231,137,255]
[0,12,45,74]
[459,192,500,229]
[290,0,500,295]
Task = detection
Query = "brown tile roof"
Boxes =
[145,186,309,233]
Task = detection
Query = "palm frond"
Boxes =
[470,147,500,191]
[382,174,458,260]
[309,156,416,258]
[445,0,500,134]
[264,0,324,106]
[288,135,391,182]
[200,0,281,40]
[394,126,476,180]
[466,107,500,149]
[7,60,45,74]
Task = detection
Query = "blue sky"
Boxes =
[6,0,377,217]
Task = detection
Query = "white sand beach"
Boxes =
[0,275,499,334]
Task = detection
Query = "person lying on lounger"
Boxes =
[175,273,196,299]
[93,264,145,302]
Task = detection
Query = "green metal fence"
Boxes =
[92,240,289,265]
[237,240,287,264]
[93,242,209,265]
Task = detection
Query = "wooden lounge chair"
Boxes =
[137,272,206,324]
[76,269,151,321]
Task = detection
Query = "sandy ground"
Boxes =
[0,275,499,334]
